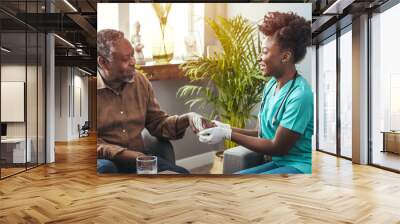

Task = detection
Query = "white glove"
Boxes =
[198,126,232,144]
[212,120,231,129]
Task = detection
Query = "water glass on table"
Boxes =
[136,155,157,174]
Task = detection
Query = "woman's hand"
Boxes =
[198,126,232,144]
[212,120,231,129]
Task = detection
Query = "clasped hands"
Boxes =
[187,112,231,145]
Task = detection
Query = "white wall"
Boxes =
[226,3,313,83]
[55,67,89,141]
[97,3,119,31]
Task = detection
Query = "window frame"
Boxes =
[368,0,400,173]
[315,23,353,161]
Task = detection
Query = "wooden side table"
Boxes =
[381,131,400,154]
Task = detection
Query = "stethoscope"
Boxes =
[258,73,298,137]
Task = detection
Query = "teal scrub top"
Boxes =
[258,75,314,174]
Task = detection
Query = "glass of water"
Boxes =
[136,155,157,174]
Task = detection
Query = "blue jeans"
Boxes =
[97,157,189,174]
[236,161,302,174]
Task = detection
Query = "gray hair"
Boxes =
[97,29,124,59]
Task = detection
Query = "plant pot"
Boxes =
[209,151,224,174]
[215,150,224,158]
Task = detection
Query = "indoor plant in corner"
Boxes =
[177,16,268,155]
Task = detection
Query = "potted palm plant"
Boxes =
[178,16,268,151]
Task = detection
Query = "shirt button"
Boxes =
[122,129,126,133]
[120,111,124,114]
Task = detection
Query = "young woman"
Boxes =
[199,12,313,174]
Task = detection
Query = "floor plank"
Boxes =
[0,135,400,223]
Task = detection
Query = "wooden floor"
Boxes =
[1,135,400,223]
[1,163,45,178]
[1,167,26,177]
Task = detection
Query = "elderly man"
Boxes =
[97,29,206,174]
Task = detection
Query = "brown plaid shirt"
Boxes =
[97,72,187,160]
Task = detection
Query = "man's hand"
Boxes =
[184,112,215,134]
[112,150,145,168]
[198,126,232,144]
[114,150,145,160]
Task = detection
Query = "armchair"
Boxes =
[223,146,270,174]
